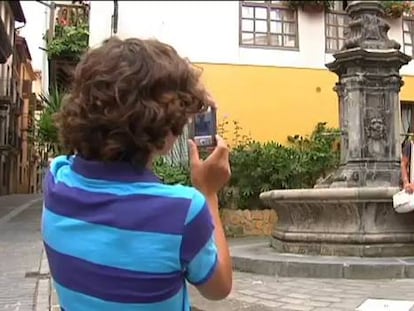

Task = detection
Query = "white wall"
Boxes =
[89,1,414,75]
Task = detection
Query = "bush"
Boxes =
[222,121,340,209]
[150,119,340,210]
[153,157,191,186]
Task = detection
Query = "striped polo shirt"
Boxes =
[42,155,218,311]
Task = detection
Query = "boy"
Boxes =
[42,37,232,310]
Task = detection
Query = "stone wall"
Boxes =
[220,209,277,237]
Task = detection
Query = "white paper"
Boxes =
[356,299,414,311]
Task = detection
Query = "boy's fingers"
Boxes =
[188,139,200,165]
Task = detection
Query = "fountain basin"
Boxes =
[260,187,414,257]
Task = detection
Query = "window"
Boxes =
[402,101,414,134]
[403,17,414,57]
[325,1,349,52]
[240,1,298,49]
[401,101,414,146]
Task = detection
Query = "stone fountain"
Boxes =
[232,1,414,279]
[261,0,413,257]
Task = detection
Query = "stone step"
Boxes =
[231,241,414,279]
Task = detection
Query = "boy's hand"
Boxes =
[189,135,231,197]
[404,182,414,194]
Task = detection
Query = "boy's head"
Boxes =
[56,37,211,167]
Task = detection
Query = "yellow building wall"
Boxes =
[198,63,414,144]
[402,76,414,100]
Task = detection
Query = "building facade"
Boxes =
[0,1,43,196]
[14,35,41,194]
[0,0,25,195]
[88,0,414,144]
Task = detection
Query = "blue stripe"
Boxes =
[186,237,218,285]
[45,173,190,234]
[54,281,189,311]
[45,243,183,303]
[184,190,207,225]
[42,208,182,274]
[52,163,195,198]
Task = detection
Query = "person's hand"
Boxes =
[188,135,231,197]
[404,182,414,194]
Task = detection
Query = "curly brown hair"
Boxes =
[55,37,211,167]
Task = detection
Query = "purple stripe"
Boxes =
[45,174,190,234]
[45,243,183,303]
[180,203,214,264]
[71,156,161,183]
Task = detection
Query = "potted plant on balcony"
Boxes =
[382,1,413,19]
[46,22,89,61]
[286,0,333,13]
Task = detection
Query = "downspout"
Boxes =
[112,0,118,35]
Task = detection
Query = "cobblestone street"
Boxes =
[187,272,414,311]
[49,270,414,311]
[2,195,414,311]
[0,194,42,311]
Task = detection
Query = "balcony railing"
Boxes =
[22,80,32,98]
[0,79,15,104]
[14,97,23,116]
[55,2,89,27]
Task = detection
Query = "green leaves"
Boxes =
[286,0,333,10]
[47,23,89,60]
[36,89,65,155]
[224,122,340,209]
[153,157,191,186]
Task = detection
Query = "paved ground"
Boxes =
[2,194,414,311]
[49,260,414,311]
[49,269,414,311]
[0,194,42,311]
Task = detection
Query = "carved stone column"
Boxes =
[325,0,411,188]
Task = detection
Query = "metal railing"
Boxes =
[163,126,189,166]
[0,79,14,99]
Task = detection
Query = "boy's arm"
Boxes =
[181,191,232,300]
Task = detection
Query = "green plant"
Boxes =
[46,23,89,60]
[153,157,191,186]
[382,1,413,18]
[287,122,340,186]
[220,120,340,210]
[286,0,333,11]
[36,88,65,156]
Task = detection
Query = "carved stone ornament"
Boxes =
[343,1,400,50]
[366,117,386,141]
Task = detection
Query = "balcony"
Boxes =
[0,18,12,64]
[7,130,21,152]
[14,97,23,116]
[22,80,32,98]
[29,93,43,111]
[0,79,14,106]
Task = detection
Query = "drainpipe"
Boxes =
[35,0,54,93]
[112,0,118,35]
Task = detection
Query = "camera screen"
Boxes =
[194,109,214,137]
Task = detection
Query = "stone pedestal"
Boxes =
[319,1,411,188]
[262,1,414,257]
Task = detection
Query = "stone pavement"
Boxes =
[46,268,414,311]
[0,194,43,311]
[1,195,411,311]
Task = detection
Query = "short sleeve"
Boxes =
[403,141,411,159]
[180,190,218,285]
